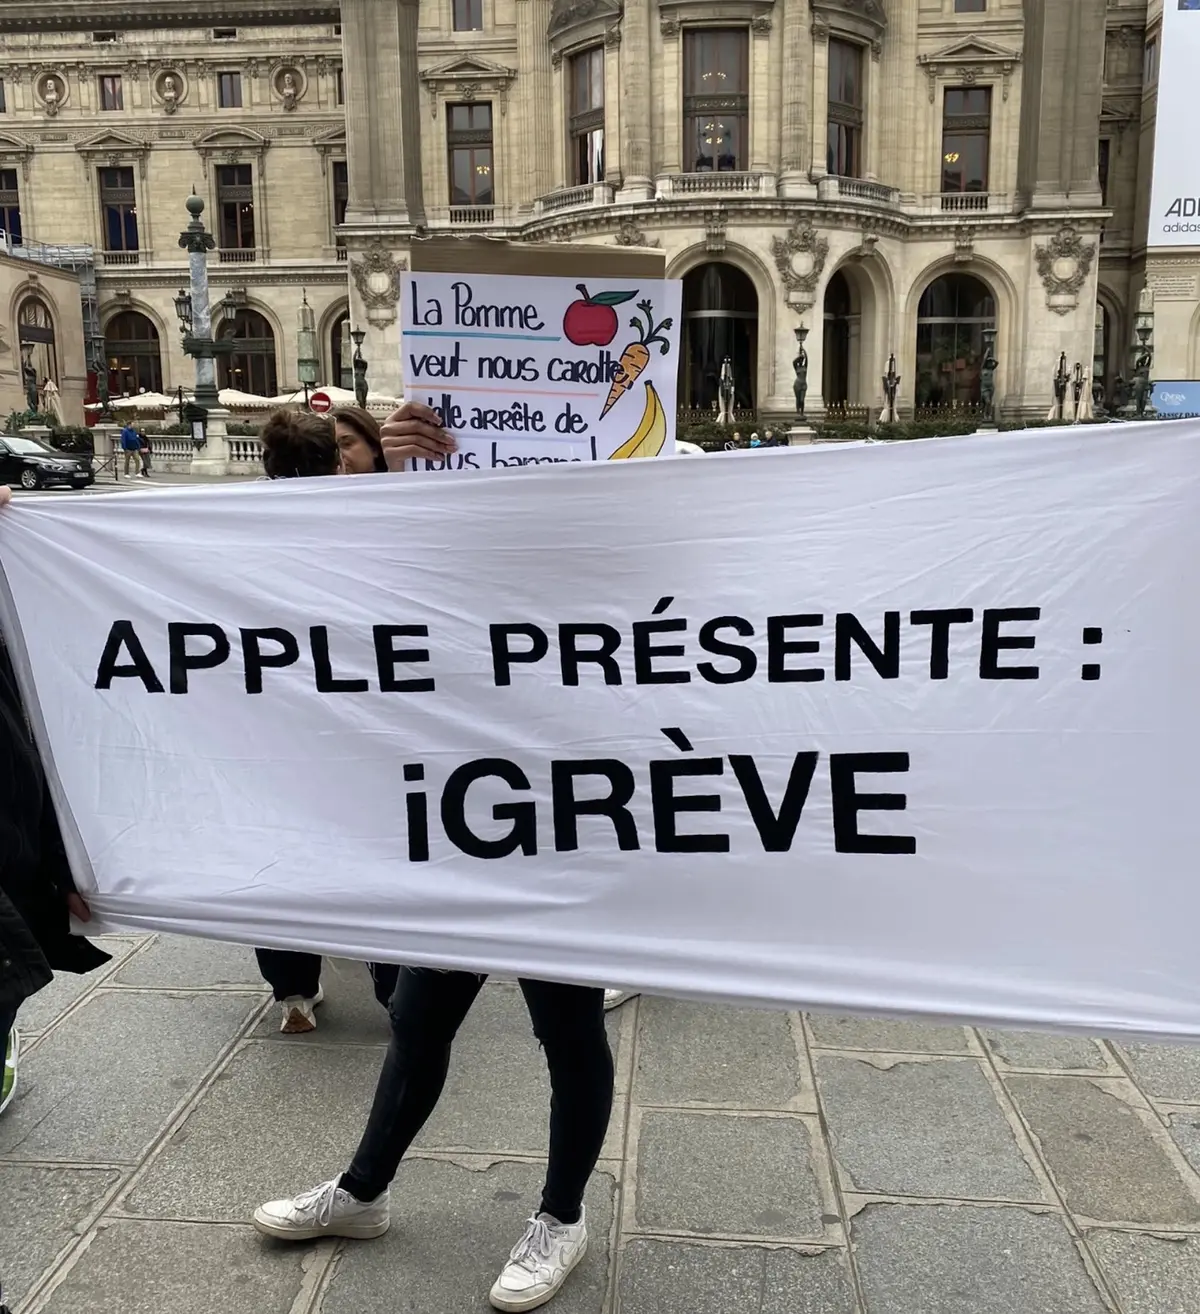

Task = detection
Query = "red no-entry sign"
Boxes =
[309,390,332,414]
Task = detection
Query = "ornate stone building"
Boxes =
[0,0,1184,423]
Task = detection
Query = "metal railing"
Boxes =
[823,402,873,424]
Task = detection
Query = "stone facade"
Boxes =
[0,0,1186,423]
[0,249,88,424]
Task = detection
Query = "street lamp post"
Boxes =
[351,327,368,409]
[881,352,900,425]
[297,291,318,409]
[1052,352,1070,422]
[1129,291,1155,419]
[177,191,236,470]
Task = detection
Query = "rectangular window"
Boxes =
[0,168,21,245]
[336,67,344,105]
[1098,138,1111,206]
[0,79,6,113]
[216,163,256,251]
[683,28,749,172]
[213,27,237,39]
[941,86,991,193]
[332,160,348,229]
[218,71,243,108]
[453,0,484,31]
[570,48,605,186]
[99,74,124,111]
[826,39,864,178]
[1144,38,1159,85]
[447,102,494,216]
[92,30,118,42]
[99,166,139,253]
[954,0,986,11]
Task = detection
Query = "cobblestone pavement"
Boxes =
[4,934,1200,1313]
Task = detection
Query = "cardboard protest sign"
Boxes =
[402,238,681,471]
[4,423,1200,1038]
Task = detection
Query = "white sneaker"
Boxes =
[603,989,639,1010]
[279,984,324,1033]
[489,1210,588,1311]
[253,1178,390,1241]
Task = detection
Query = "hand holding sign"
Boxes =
[380,400,457,472]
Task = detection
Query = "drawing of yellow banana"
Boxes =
[608,380,667,460]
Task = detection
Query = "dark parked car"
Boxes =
[0,435,94,490]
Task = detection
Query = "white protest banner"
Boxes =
[2,423,1200,1039]
[400,268,682,471]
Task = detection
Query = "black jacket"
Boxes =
[0,639,109,1017]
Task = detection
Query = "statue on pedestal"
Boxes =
[792,341,808,418]
[717,356,735,426]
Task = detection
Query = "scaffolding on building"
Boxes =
[2,228,103,407]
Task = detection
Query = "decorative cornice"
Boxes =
[420,56,517,117]
[548,0,622,43]
[809,0,886,45]
[917,37,1022,102]
[0,2,339,33]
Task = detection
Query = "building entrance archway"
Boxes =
[680,261,758,413]
[915,272,996,408]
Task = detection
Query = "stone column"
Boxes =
[749,18,773,176]
[1017,0,1106,210]
[778,0,811,192]
[863,48,882,183]
[341,0,422,225]
[604,28,623,188]
[519,0,555,203]
[659,18,682,179]
[809,21,830,182]
[618,0,652,199]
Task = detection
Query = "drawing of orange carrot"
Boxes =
[600,298,674,419]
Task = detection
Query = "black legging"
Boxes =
[254,948,399,1009]
[341,967,613,1225]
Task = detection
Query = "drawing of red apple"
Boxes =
[562,285,639,347]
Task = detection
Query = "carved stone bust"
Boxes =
[38,73,66,116]
[156,69,185,114]
[275,67,303,110]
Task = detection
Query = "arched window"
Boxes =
[329,310,351,390]
[1093,302,1111,401]
[218,309,278,396]
[681,262,758,412]
[105,310,163,398]
[823,270,855,406]
[915,272,996,408]
[17,295,57,393]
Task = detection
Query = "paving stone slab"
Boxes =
[807,1013,971,1055]
[415,983,624,1160]
[37,1220,309,1314]
[1006,1075,1200,1226]
[1090,1228,1200,1314]
[982,1029,1110,1072]
[854,1204,1107,1314]
[1169,1112,1200,1177]
[1120,1044,1200,1105]
[633,1110,827,1238]
[320,1158,613,1314]
[817,1056,1041,1201]
[0,991,260,1163]
[124,1039,384,1221]
[634,997,803,1108]
[0,1164,121,1309]
[252,958,392,1045]
[111,934,267,989]
[17,937,144,1035]
[617,1238,856,1314]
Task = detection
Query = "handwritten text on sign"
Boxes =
[399,271,682,472]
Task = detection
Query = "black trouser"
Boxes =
[342,968,613,1225]
[254,948,400,1009]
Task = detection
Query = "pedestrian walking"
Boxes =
[0,487,110,1118]
[139,432,153,478]
[119,421,142,480]
[252,410,400,1030]
[254,403,616,1312]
